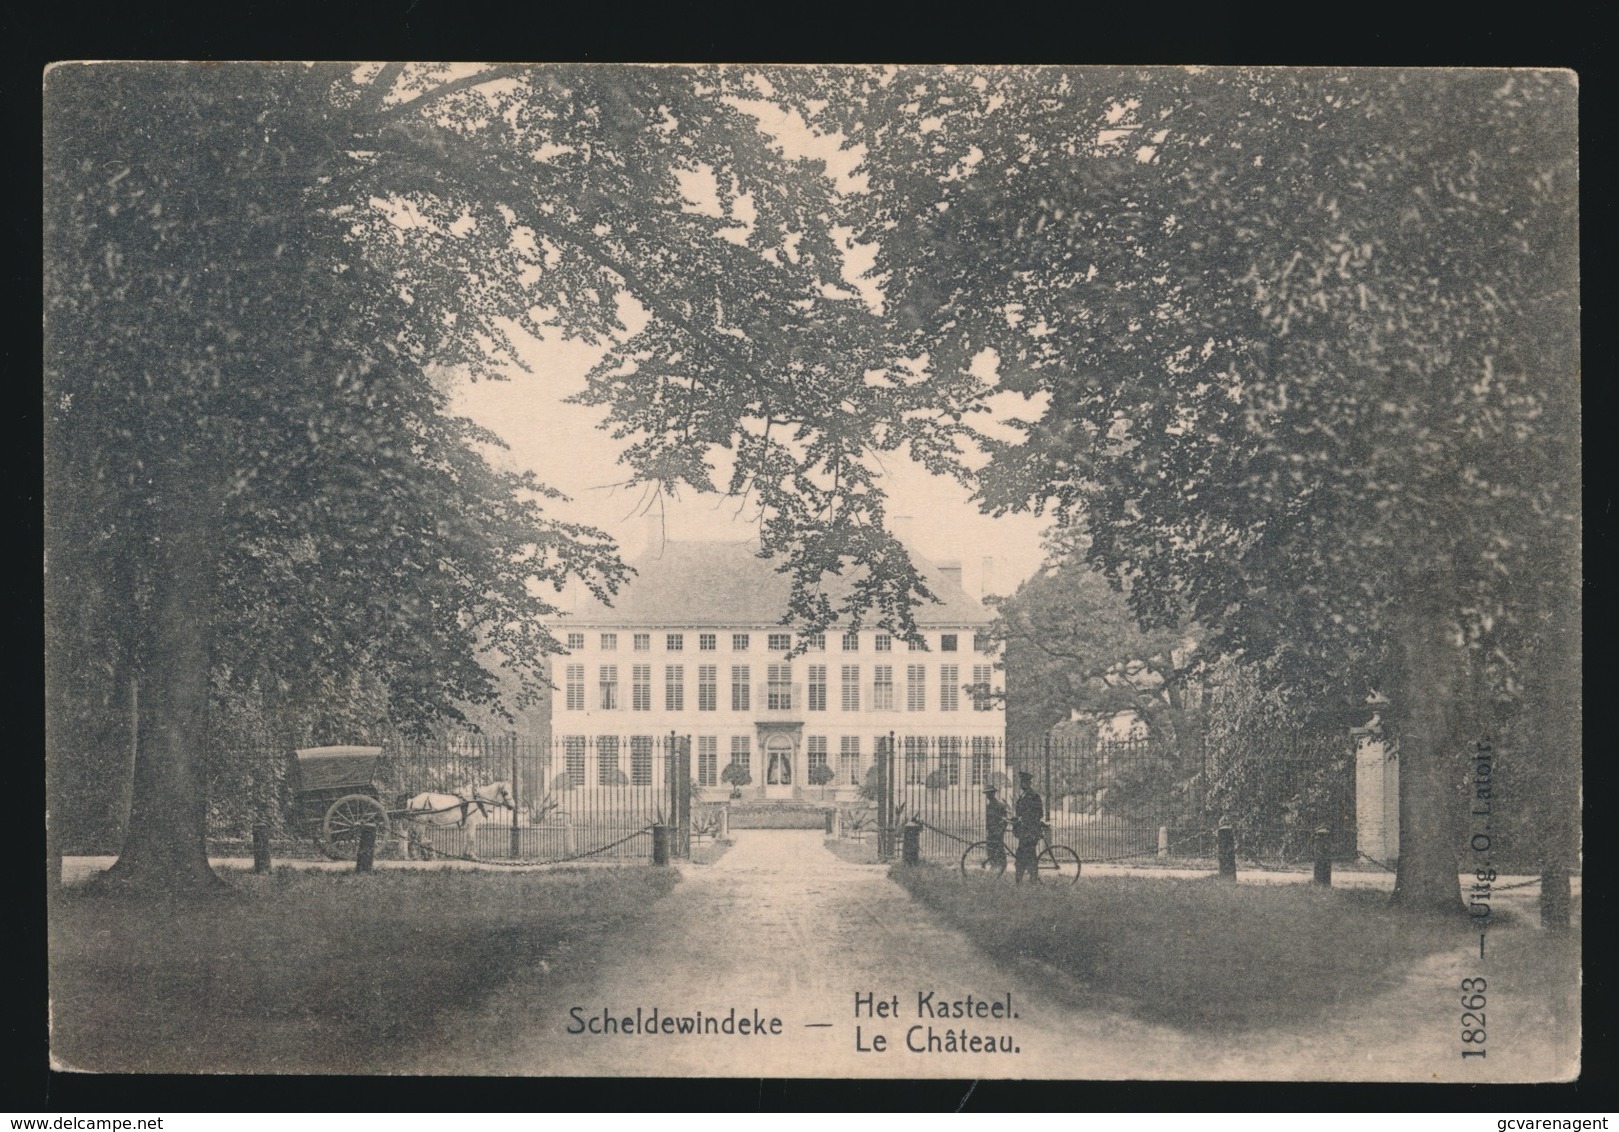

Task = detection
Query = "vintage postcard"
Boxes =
[44,62,1580,1083]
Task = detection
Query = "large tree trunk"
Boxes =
[97,489,227,894]
[1390,592,1469,915]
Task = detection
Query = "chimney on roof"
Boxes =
[980,556,996,598]
[939,560,963,592]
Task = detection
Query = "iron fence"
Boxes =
[208,732,691,865]
[204,728,1354,870]
[850,734,1357,868]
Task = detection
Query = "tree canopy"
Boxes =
[44,62,885,886]
[990,529,1202,750]
[781,66,1577,693]
[768,66,1579,910]
[46,65,1579,911]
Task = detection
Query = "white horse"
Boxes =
[400,790,481,859]
[400,782,517,860]
[453,781,515,817]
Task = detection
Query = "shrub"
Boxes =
[925,768,952,790]
[840,806,876,841]
[807,763,836,786]
[690,806,725,843]
[720,762,752,787]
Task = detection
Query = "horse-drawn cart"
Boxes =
[291,745,519,861]
[291,745,393,860]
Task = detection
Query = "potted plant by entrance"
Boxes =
[720,761,752,799]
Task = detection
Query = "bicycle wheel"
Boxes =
[1040,845,1082,883]
[960,841,1009,879]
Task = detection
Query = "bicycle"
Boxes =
[959,824,1082,883]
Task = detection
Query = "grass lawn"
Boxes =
[823,837,881,864]
[49,866,678,1074]
[894,865,1567,1031]
[687,838,734,865]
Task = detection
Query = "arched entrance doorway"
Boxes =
[763,733,795,799]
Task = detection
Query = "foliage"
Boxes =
[768,66,1577,909]
[840,806,876,841]
[719,761,752,788]
[857,764,881,802]
[1202,657,1359,860]
[45,64,628,725]
[782,67,1576,690]
[924,768,952,790]
[807,762,837,786]
[690,804,726,844]
[48,65,1578,907]
[993,529,1204,749]
[1042,738,1188,825]
[44,62,885,885]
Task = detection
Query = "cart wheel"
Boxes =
[322,794,390,861]
[1041,846,1082,883]
[960,840,1010,879]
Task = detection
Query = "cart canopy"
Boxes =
[293,746,385,794]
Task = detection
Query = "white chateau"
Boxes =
[555,541,1005,802]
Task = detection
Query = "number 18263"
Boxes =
[1461,978,1486,1058]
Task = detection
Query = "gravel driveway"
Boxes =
[411,829,1577,1081]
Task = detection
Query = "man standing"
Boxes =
[1013,770,1045,884]
[983,784,1010,872]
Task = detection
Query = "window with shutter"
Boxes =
[808,665,827,711]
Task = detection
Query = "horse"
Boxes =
[452,781,516,817]
[400,790,480,860]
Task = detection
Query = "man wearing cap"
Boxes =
[983,784,1010,871]
[1013,770,1045,884]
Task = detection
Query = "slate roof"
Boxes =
[567,541,991,628]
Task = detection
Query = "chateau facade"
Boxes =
[555,542,1005,801]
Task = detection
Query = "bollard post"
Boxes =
[901,820,921,866]
[1158,826,1169,860]
[652,823,670,865]
[356,826,376,873]
[1313,827,1333,886]
[825,809,835,835]
[252,823,272,874]
[1216,825,1237,882]
[717,805,729,840]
